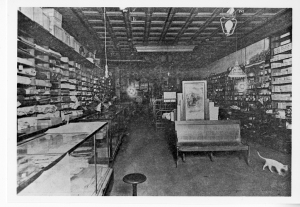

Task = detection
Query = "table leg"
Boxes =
[247,147,250,166]
[176,147,178,168]
[209,152,214,162]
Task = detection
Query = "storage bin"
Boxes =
[20,7,34,20]
[74,40,80,53]
[33,7,43,26]
[37,117,62,127]
[49,16,62,35]
[42,13,50,31]
[53,25,63,41]
[62,30,70,46]
[60,57,69,63]
[70,36,75,48]
[17,75,31,85]
[42,8,62,22]
[35,79,47,86]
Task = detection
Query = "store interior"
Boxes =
[16,7,292,196]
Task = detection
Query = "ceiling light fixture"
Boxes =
[104,7,109,79]
[220,8,237,37]
[228,60,246,78]
[119,7,128,12]
[135,45,196,52]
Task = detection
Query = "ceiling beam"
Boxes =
[173,7,198,44]
[122,9,134,52]
[159,8,177,44]
[69,8,103,52]
[189,8,223,42]
[144,8,153,45]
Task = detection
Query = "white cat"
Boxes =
[257,151,288,176]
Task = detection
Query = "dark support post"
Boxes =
[209,152,214,162]
[176,147,179,167]
[132,184,137,196]
[247,147,251,166]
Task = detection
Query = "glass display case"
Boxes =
[17,122,113,196]
[74,105,129,163]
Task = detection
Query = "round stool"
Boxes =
[123,173,147,196]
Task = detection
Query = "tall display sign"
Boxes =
[182,80,207,120]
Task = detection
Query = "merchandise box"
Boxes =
[74,40,81,53]
[54,25,63,41]
[20,7,34,20]
[37,117,62,126]
[61,30,70,46]
[42,8,62,22]
[33,7,43,26]
[49,16,62,35]
[70,36,75,48]
[42,13,50,31]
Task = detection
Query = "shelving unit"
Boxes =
[270,28,292,120]
[17,10,114,142]
[205,30,292,153]
[151,98,177,130]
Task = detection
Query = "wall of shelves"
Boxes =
[17,10,114,140]
[205,28,292,153]
[270,28,292,116]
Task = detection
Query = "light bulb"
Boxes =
[225,20,233,33]
[119,7,128,12]
[105,64,109,78]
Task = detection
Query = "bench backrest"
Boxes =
[175,120,241,143]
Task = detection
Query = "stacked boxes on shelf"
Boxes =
[17,34,62,130]
[17,10,112,134]
[60,57,71,110]
[270,29,292,115]
[20,8,97,66]
[17,35,37,112]
[42,8,63,37]
[49,49,63,111]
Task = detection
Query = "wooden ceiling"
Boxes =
[54,7,291,70]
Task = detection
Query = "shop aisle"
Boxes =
[109,113,291,196]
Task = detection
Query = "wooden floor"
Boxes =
[109,113,291,196]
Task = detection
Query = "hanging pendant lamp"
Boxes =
[228,31,246,78]
[220,8,237,37]
[228,61,246,78]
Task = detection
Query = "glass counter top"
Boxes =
[17,121,108,193]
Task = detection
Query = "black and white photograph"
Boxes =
[5,0,300,206]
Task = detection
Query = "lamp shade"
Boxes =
[220,17,237,36]
[228,61,247,78]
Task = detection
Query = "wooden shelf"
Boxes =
[18,11,102,70]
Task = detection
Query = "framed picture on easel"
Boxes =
[182,80,207,120]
